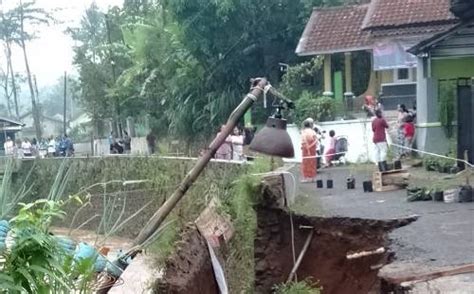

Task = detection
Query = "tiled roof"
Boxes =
[296,5,372,56]
[369,23,457,39]
[363,0,457,29]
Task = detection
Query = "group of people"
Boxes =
[108,131,132,154]
[215,125,256,161]
[300,118,338,183]
[3,135,74,158]
[371,103,416,172]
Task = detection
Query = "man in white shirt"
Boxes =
[3,137,14,156]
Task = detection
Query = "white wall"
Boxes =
[284,119,392,164]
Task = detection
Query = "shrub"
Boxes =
[294,91,336,124]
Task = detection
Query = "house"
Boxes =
[296,0,458,110]
[20,111,64,139]
[408,2,474,163]
[0,117,24,153]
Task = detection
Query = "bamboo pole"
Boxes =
[132,78,269,248]
[286,230,314,283]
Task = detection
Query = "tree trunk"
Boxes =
[5,42,19,119]
[2,49,13,117]
[19,1,42,139]
[105,14,121,137]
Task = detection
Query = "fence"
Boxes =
[74,137,149,156]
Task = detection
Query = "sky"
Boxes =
[1,0,123,88]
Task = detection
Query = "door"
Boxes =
[457,78,474,169]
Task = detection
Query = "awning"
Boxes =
[373,40,417,70]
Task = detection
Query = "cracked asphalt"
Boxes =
[290,165,474,269]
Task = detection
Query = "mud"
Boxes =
[155,226,219,294]
[254,208,416,293]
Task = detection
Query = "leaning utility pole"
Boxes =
[63,71,67,135]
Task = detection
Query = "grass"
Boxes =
[219,157,272,293]
[273,279,322,294]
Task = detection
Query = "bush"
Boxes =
[294,91,336,124]
[273,279,322,294]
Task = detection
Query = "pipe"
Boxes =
[286,229,314,283]
[132,78,269,249]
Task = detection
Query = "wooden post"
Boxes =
[286,230,314,283]
[63,71,67,135]
[344,52,353,94]
[323,54,333,96]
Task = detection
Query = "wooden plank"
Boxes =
[382,264,474,284]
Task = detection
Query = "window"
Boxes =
[394,68,413,82]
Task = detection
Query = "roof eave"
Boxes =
[296,46,372,56]
[408,21,469,55]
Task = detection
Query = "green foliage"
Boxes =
[273,279,322,294]
[279,57,323,100]
[0,199,95,294]
[295,91,336,123]
[219,157,271,292]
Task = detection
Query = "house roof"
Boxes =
[296,0,459,56]
[0,117,24,126]
[362,0,456,29]
[408,20,474,54]
[296,5,372,56]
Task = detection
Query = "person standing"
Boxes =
[231,127,245,161]
[325,130,337,167]
[4,136,14,156]
[403,115,415,157]
[123,131,132,154]
[108,132,116,154]
[396,104,409,159]
[21,138,32,158]
[300,120,318,183]
[372,109,389,172]
[146,131,156,155]
[215,125,232,160]
[47,136,56,157]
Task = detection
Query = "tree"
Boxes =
[16,0,53,139]
[0,2,21,119]
[69,4,131,137]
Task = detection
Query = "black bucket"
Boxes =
[327,179,333,189]
[458,186,473,203]
[363,181,373,192]
[432,191,444,202]
[316,180,323,188]
[394,160,402,170]
[346,177,355,189]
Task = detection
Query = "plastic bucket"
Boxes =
[346,177,355,189]
[444,189,456,203]
[363,181,373,192]
[327,179,333,189]
[316,180,323,188]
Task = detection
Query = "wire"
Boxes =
[389,143,474,168]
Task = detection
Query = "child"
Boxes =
[325,130,336,167]
[403,115,415,157]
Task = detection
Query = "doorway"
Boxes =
[457,78,474,168]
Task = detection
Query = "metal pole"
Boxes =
[132,78,269,247]
[63,71,67,135]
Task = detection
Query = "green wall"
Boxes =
[432,57,474,80]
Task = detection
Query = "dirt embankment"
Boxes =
[155,226,219,294]
[254,208,416,293]
[155,208,415,293]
